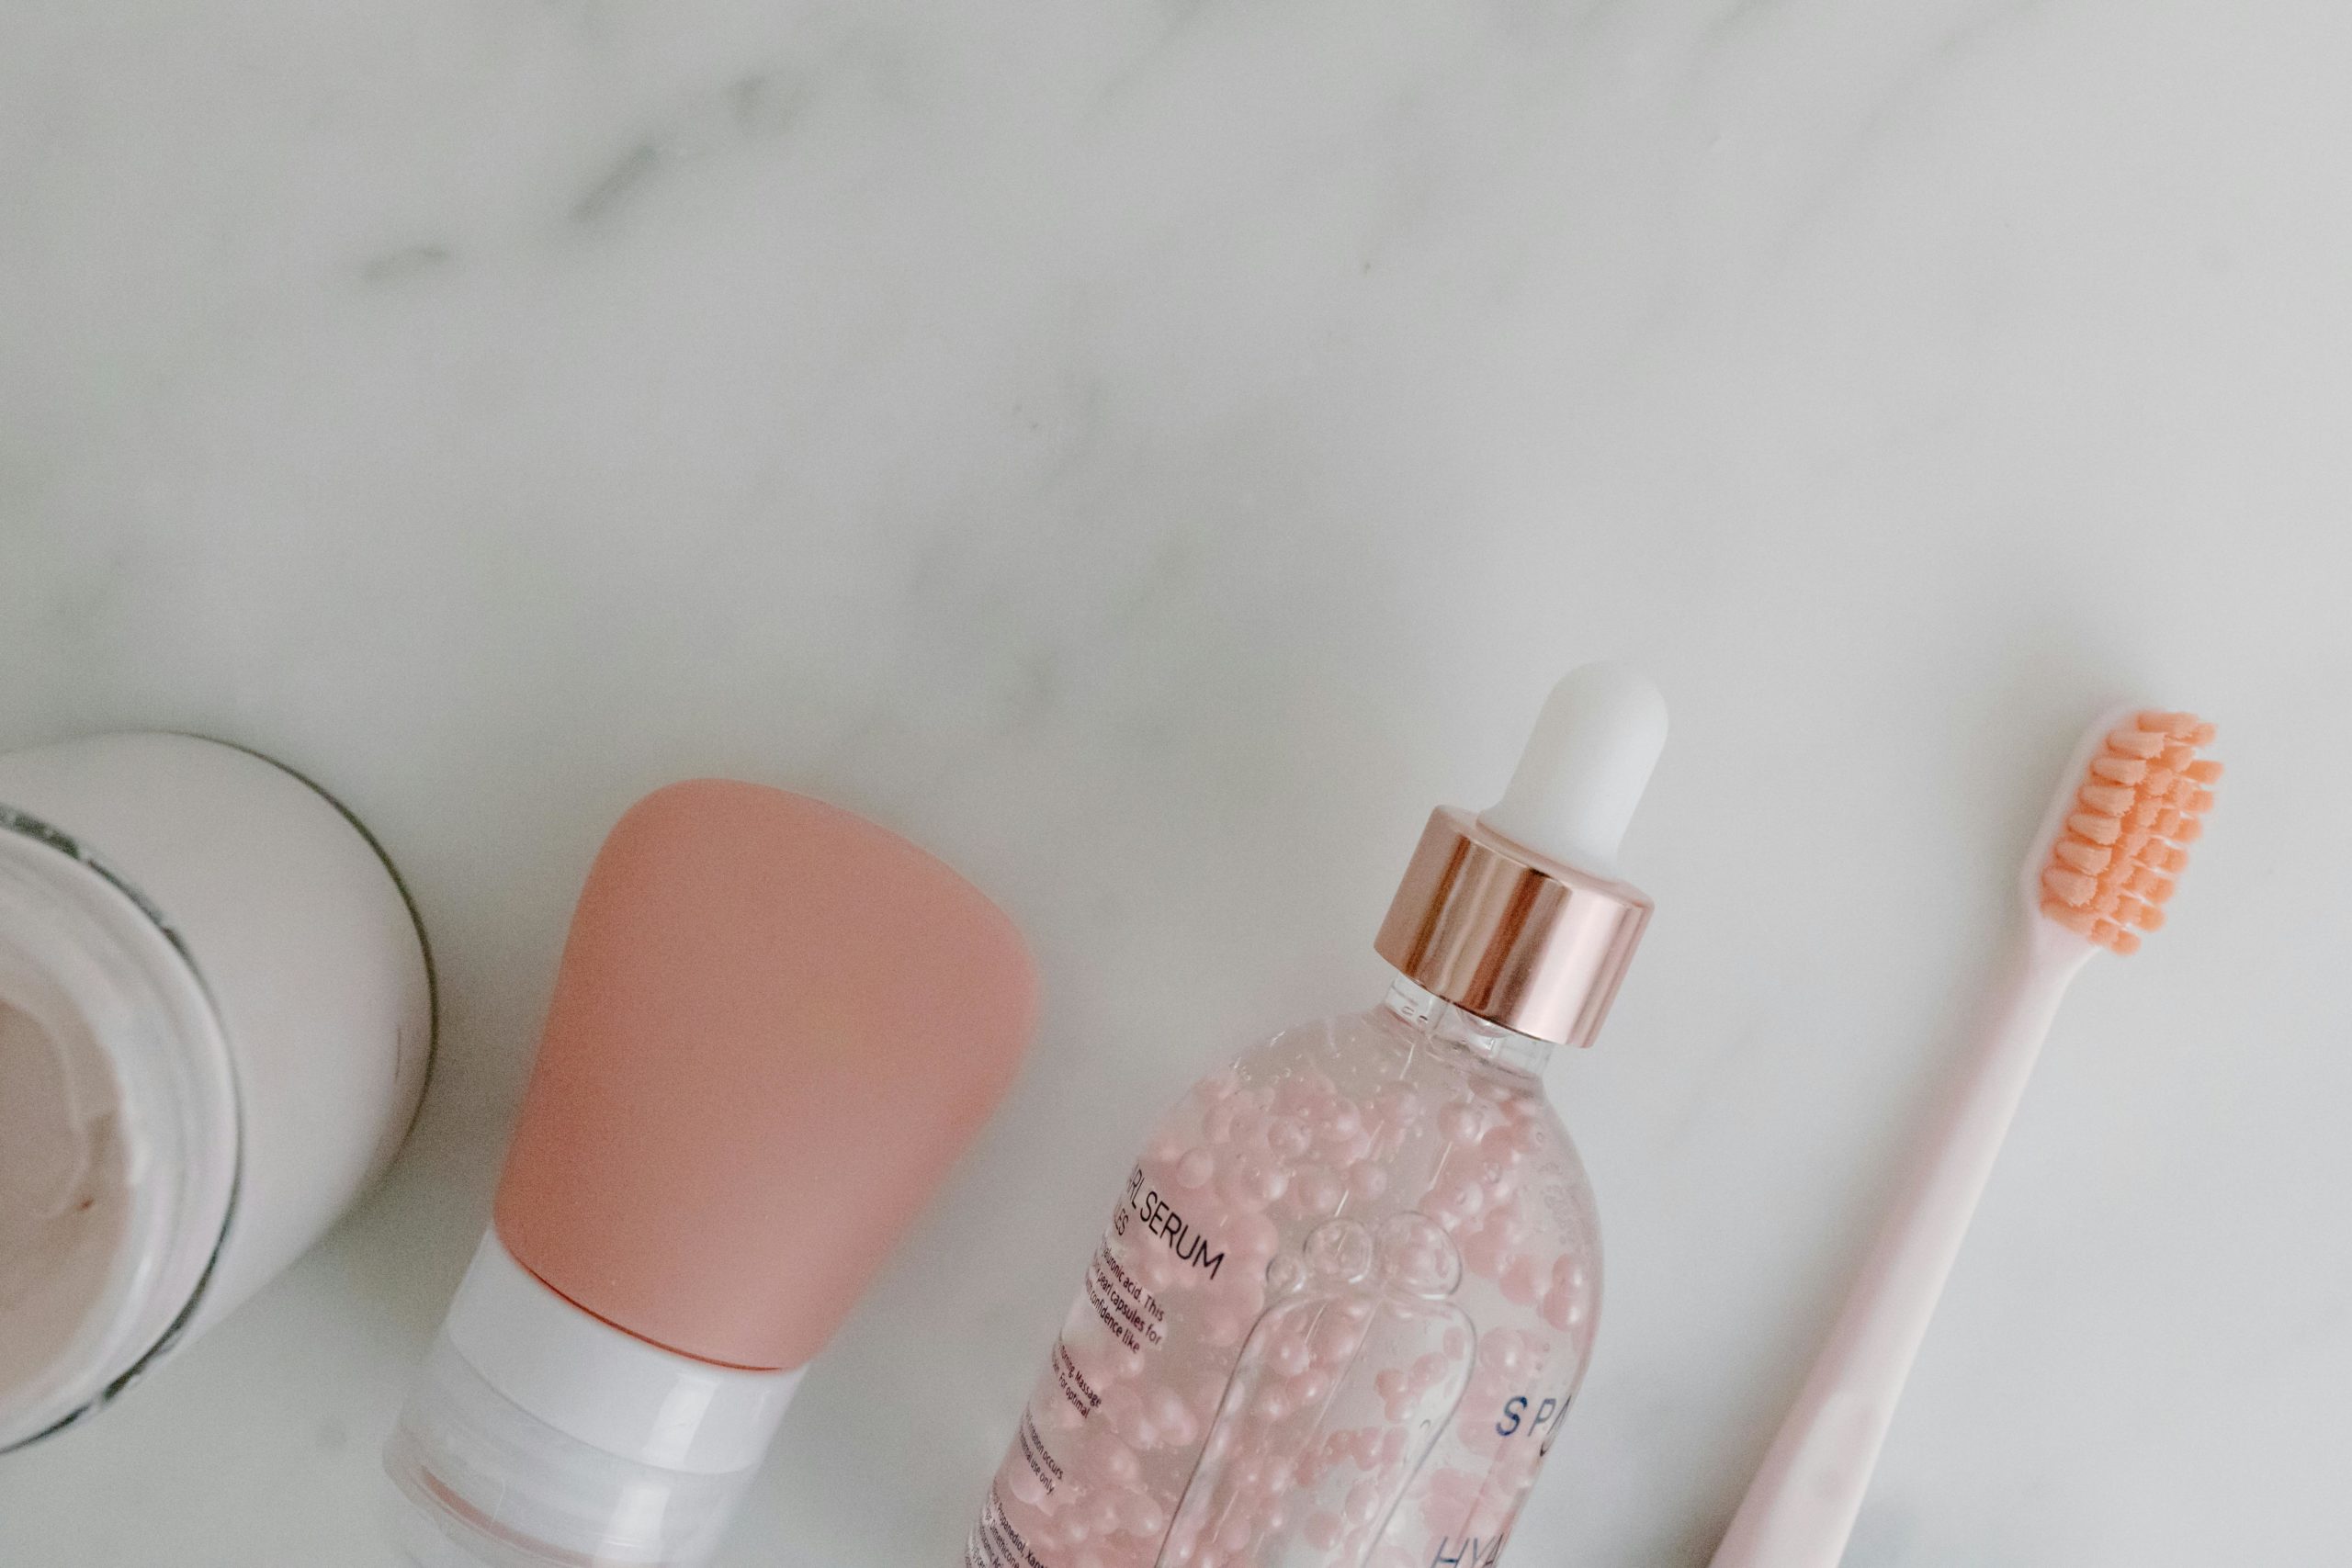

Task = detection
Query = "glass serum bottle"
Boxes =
[967,665,1668,1568]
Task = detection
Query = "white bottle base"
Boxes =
[387,1233,801,1568]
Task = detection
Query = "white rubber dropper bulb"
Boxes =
[1476,662,1668,878]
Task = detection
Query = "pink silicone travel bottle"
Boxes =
[966,665,1666,1568]
[387,779,1037,1568]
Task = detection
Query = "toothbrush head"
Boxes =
[2036,711,2221,954]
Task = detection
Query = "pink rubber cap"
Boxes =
[492,780,1037,1371]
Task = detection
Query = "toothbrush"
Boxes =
[1707,708,2222,1568]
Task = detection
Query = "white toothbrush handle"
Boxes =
[1707,919,2090,1568]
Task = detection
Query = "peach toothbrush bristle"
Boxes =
[1706,709,2220,1568]
[2035,712,2220,955]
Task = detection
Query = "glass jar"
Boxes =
[0,732,433,1450]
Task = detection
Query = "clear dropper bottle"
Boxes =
[967,663,1667,1568]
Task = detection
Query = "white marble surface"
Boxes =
[3,1,2348,1563]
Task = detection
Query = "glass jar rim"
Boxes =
[0,806,240,1451]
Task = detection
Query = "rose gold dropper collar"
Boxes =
[1374,806,1651,1050]
[1371,663,1666,1050]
